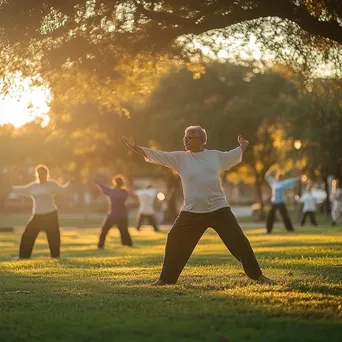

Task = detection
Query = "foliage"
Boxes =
[286,78,342,181]
[0,0,342,85]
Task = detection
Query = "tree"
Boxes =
[0,0,341,82]
[286,78,342,212]
[45,60,174,178]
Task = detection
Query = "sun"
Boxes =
[0,76,51,128]
[0,99,50,128]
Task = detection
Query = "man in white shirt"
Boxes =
[135,184,159,231]
[124,125,271,285]
[298,185,318,226]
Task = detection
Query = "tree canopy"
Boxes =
[287,77,342,181]
[0,0,341,81]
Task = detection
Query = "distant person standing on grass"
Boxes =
[12,164,71,260]
[331,180,342,226]
[135,184,159,232]
[95,175,133,248]
[297,185,318,227]
[265,167,299,234]
[124,125,272,285]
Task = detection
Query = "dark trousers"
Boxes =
[159,207,262,284]
[19,211,60,258]
[301,211,318,226]
[266,203,294,233]
[136,213,159,231]
[98,216,133,248]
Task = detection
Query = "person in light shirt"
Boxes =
[265,167,299,234]
[331,179,342,226]
[298,185,318,226]
[11,165,70,259]
[124,125,272,285]
[135,184,159,232]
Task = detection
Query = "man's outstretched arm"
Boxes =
[123,137,147,158]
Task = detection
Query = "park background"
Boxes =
[0,1,341,342]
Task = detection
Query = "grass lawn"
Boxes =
[0,224,341,342]
[0,212,137,228]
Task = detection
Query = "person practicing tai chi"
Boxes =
[12,164,71,259]
[95,175,133,248]
[265,167,299,234]
[135,184,159,232]
[297,185,318,227]
[331,179,342,226]
[124,125,271,285]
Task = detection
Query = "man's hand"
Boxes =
[238,135,249,152]
[122,136,147,158]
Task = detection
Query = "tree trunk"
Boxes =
[321,169,331,215]
[251,163,265,221]
[254,178,265,221]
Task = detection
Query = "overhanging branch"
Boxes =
[134,0,342,45]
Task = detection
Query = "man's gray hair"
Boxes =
[185,126,207,145]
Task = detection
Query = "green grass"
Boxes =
[0,224,341,342]
[0,213,137,228]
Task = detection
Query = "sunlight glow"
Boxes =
[157,192,166,201]
[0,75,51,128]
[294,140,302,150]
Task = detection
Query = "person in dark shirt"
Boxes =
[95,175,133,248]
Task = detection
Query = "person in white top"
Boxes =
[298,185,318,226]
[331,180,342,226]
[11,164,70,259]
[135,184,159,231]
[124,125,272,285]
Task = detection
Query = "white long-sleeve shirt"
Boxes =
[12,180,69,214]
[135,188,158,215]
[300,192,316,212]
[141,147,242,213]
